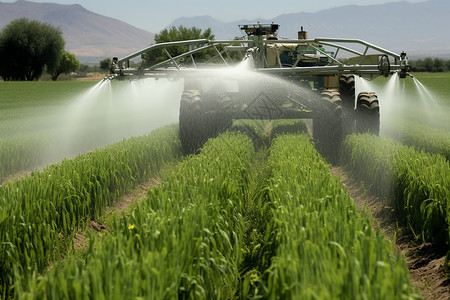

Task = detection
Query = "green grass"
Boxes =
[409,72,450,103]
[0,80,181,182]
[359,72,450,158]
[341,133,450,246]
[0,81,95,107]
[366,72,450,133]
[0,81,99,181]
[260,134,419,299]
[383,119,450,161]
[0,81,96,134]
[370,72,450,105]
[3,73,444,299]
[17,132,254,299]
[13,132,421,299]
[0,125,181,297]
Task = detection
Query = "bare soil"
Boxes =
[73,178,160,250]
[73,72,107,82]
[330,166,450,300]
[0,169,40,185]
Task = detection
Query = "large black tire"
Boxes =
[355,92,380,135]
[179,90,203,154]
[179,90,232,155]
[339,74,355,108]
[313,90,344,164]
[339,74,356,135]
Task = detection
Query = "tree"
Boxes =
[100,58,111,72]
[422,57,434,72]
[142,26,215,67]
[77,64,90,76]
[433,58,445,72]
[0,18,65,81]
[411,57,450,72]
[49,50,80,81]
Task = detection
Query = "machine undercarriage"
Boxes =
[109,23,411,161]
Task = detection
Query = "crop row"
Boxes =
[0,125,181,298]
[0,118,308,184]
[341,134,450,246]
[5,130,422,299]
[0,135,49,183]
[0,125,154,184]
[16,132,254,299]
[232,119,308,148]
[259,134,418,299]
[383,120,450,161]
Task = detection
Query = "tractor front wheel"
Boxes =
[339,74,356,135]
[313,90,344,164]
[355,92,380,135]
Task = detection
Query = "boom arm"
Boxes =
[109,28,411,80]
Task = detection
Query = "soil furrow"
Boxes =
[331,166,450,300]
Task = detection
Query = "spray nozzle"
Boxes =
[395,70,413,79]
[243,47,256,61]
[110,57,118,74]
[378,55,390,77]
[397,51,412,78]
[101,74,118,83]
[398,65,412,78]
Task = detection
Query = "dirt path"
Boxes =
[73,178,160,250]
[1,169,38,185]
[330,166,450,300]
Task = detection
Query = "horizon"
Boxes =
[0,0,427,33]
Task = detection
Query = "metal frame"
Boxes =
[110,33,410,80]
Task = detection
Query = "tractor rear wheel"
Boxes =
[313,90,344,164]
[179,90,232,155]
[355,92,380,135]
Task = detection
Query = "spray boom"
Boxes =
[105,23,417,159]
[108,23,412,81]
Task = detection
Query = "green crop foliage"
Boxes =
[0,125,181,297]
[14,132,425,299]
[341,133,450,247]
[18,132,254,299]
[407,72,450,104]
[260,134,419,299]
[232,119,308,149]
[0,134,54,183]
[0,80,181,183]
[384,120,450,161]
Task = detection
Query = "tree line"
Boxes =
[410,57,450,72]
[0,18,80,81]
[0,20,219,81]
[1,18,449,81]
[0,18,113,81]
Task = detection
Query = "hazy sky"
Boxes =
[3,0,426,33]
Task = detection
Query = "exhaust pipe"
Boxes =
[298,26,307,40]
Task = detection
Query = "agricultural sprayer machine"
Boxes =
[109,23,411,160]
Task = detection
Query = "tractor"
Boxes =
[109,23,411,162]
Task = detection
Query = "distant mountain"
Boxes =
[168,0,450,58]
[0,0,155,61]
[1,0,448,61]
